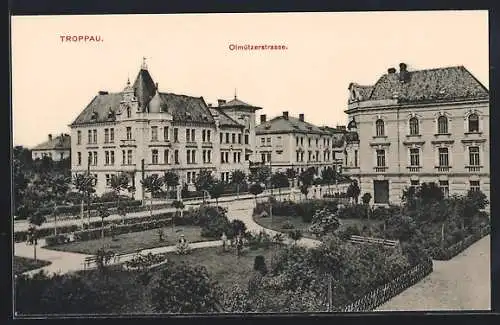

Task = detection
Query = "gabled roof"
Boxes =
[209,108,243,128]
[220,97,262,110]
[349,65,489,105]
[158,93,215,124]
[256,116,329,135]
[70,93,122,126]
[32,134,71,150]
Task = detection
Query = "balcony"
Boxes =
[435,166,451,172]
[465,165,482,172]
[374,166,388,172]
[407,166,422,172]
[201,142,213,148]
[185,141,198,148]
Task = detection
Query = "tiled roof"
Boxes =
[133,68,157,111]
[209,108,243,128]
[351,66,489,104]
[32,134,71,150]
[221,97,253,107]
[70,93,122,126]
[256,116,329,135]
[159,93,215,124]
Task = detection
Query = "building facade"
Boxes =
[344,63,490,204]
[255,111,345,176]
[69,61,260,199]
[32,133,71,161]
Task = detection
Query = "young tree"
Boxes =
[346,180,361,204]
[288,229,303,245]
[194,169,215,200]
[249,183,264,206]
[171,200,185,232]
[117,201,128,225]
[321,166,336,193]
[141,174,164,217]
[72,173,96,226]
[28,210,46,262]
[97,205,111,242]
[109,173,130,223]
[230,170,246,198]
[209,180,226,207]
[270,172,289,201]
[361,192,372,221]
[163,171,180,195]
[249,165,271,184]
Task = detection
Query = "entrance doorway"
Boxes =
[373,180,389,204]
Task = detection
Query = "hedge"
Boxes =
[339,256,433,312]
[430,224,490,260]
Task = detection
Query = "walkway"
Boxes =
[376,235,491,311]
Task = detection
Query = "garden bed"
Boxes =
[14,256,51,275]
[430,224,490,260]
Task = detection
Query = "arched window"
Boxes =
[375,119,385,136]
[127,107,131,118]
[437,116,448,134]
[468,113,479,133]
[409,117,419,135]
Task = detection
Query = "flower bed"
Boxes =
[339,257,433,312]
[429,224,490,260]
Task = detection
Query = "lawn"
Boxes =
[158,246,281,289]
[14,256,51,275]
[48,225,206,255]
[253,214,383,239]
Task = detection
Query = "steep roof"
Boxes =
[220,97,262,110]
[70,93,122,126]
[133,68,157,111]
[351,65,489,104]
[209,108,243,128]
[32,134,71,150]
[256,116,329,135]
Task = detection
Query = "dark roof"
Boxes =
[349,66,488,104]
[256,116,329,135]
[158,93,214,124]
[32,134,71,150]
[70,93,122,126]
[209,108,243,128]
[319,126,347,134]
[133,68,157,111]
[220,97,262,110]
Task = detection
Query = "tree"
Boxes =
[416,182,444,205]
[270,172,289,200]
[346,180,361,204]
[361,192,372,221]
[285,168,297,187]
[151,263,221,313]
[28,210,46,262]
[249,166,271,184]
[194,169,215,199]
[300,184,310,200]
[109,173,130,224]
[163,171,180,194]
[288,229,303,244]
[321,166,336,193]
[253,255,268,275]
[231,170,246,198]
[141,174,164,217]
[97,205,111,242]
[72,173,96,226]
[117,202,127,225]
[209,180,225,207]
[171,200,185,232]
[309,208,341,238]
[298,167,315,187]
[249,183,264,206]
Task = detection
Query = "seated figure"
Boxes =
[176,234,190,255]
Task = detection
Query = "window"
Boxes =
[300,137,304,145]
[106,174,111,186]
[207,150,212,163]
[174,150,179,164]
[316,138,319,146]
[127,107,131,118]
[470,180,480,192]
[410,148,420,166]
[110,128,114,143]
[233,152,237,163]
[245,154,250,161]
[410,180,420,191]
[315,150,319,161]
[152,149,158,164]
[191,129,196,142]
[126,127,132,140]
[221,152,225,163]
[207,130,211,142]
[308,138,311,146]
[238,133,242,144]
[164,149,170,164]
[77,131,81,145]
[164,127,169,141]
[267,138,271,145]
[105,151,110,165]
[354,150,358,167]
[438,148,449,166]
[469,146,480,166]
[220,132,223,143]
[296,151,300,162]
[261,138,265,145]
[232,133,236,144]
[77,152,81,165]
[88,130,92,144]
[376,119,385,136]
[245,134,249,144]
[439,180,449,198]
[237,152,241,163]
[226,133,230,143]
[187,172,192,184]
[93,151,98,165]
[127,150,132,165]
[191,150,196,163]
[186,129,190,142]
[203,150,207,163]
[409,117,419,135]
[186,150,191,164]
[174,128,179,142]
[437,116,448,134]
[202,130,206,142]
[93,174,98,185]
[296,137,299,146]
[110,151,114,165]
[345,151,348,165]
[301,152,304,162]
[104,129,109,143]
[122,150,125,165]
[151,126,158,141]
[308,151,312,161]
[376,149,386,167]
[225,152,229,163]
[468,113,479,132]
[93,130,97,143]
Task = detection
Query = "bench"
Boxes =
[349,235,399,248]
[83,256,97,270]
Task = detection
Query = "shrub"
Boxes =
[253,255,268,275]
[45,234,70,246]
[200,209,232,239]
[281,221,295,230]
[253,202,271,217]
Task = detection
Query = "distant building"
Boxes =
[31,133,71,161]
[345,63,489,204]
[255,111,346,176]
[69,60,261,198]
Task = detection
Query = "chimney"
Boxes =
[299,113,305,122]
[48,134,52,141]
[208,103,212,107]
[399,63,407,72]
[283,111,289,120]
[388,67,396,74]
[98,90,109,95]
[260,114,267,123]
[155,82,159,90]
[399,63,409,82]
[217,99,226,107]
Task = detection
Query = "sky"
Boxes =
[11,11,488,148]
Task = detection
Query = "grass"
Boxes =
[47,225,206,255]
[14,256,51,275]
[158,246,281,289]
[253,214,383,240]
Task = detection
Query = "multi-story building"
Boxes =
[69,60,261,198]
[31,133,71,161]
[344,63,489,204]
[255,111,345,175]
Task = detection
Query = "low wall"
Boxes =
[339,257,433,312]
[431,224,490,261]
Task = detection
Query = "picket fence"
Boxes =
[432,224,490,260]
[338,257,433,312]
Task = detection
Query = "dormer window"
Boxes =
[90,111,98,121]
[107,109,115,119]
[126,107,131,118]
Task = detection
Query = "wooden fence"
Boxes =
[338,257,433,312]
[431,224,490,260]
[349,235,399,249]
